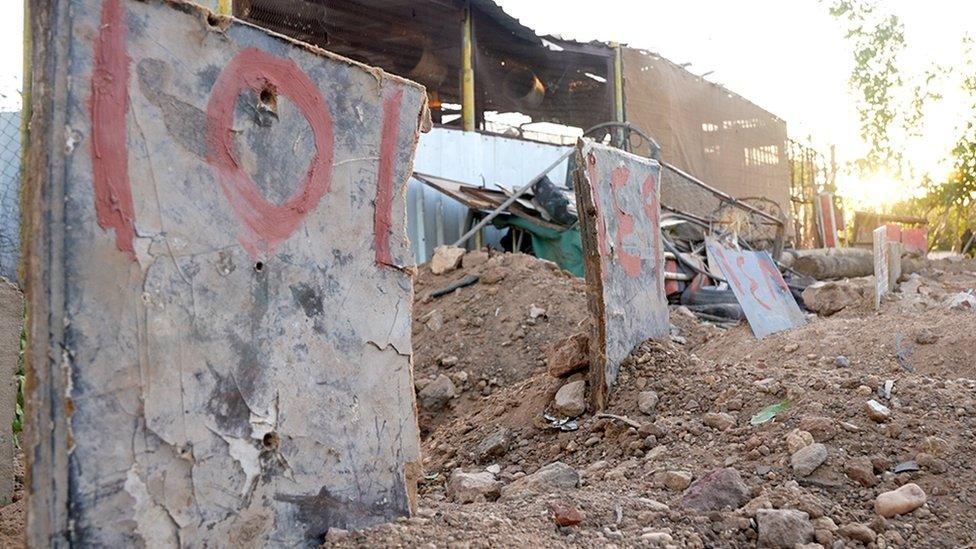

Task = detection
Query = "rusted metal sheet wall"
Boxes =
[623,48,790,224]
[573,140,668,409]
[705,238,805,339]
[408,126,573,262]
[24,1,425,545]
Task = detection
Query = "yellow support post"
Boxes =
[217,0,232,16]
[612,43,625,148]
[612,42,624,123]
[460,2,475,132]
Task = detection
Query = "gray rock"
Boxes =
[637,390,659,415]
[703,412,735,430]
[679,467,750,512]
[447,469,501,503]
[474,428,511,462]
[834,355,850,368]
[756,509,813,548]
[791,443,828,477]
[553,380,586,417]
[838,523,876,544]
[501,461,579,499]
[418,374,457,411]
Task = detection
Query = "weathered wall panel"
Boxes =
[25,1,425,546]
[573,140,668,409]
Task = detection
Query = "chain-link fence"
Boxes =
[0,109,20,283]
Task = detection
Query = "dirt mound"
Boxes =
[341,259,976,548]
[412,251,589,435]
[342,334,976,547]
[0,453,24,549]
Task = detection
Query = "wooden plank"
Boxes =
[573,140,668,410]
[817,192,838,248]
[24,1,425,545]
[705,238,806,339]
[874,226,890,310]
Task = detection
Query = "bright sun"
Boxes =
[835,170,930,212]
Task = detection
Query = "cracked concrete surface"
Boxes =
[26,1,426,545]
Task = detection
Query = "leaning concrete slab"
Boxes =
[0,278,20,505]
[705,237,806,339]
[24,1,426,545]
[573,139,668,410]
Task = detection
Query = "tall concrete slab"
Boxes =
[24,1,427,545]
[573,139,668,409]
[0,278,20,505]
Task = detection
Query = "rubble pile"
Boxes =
[412,249,590,435]
[333,252,976,548]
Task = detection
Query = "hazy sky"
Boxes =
[494,0,976,206]
[2,1,973,206]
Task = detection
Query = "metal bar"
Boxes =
[434,197,445,247]
[452,149,573,247]
[460,2,475,132]
[662,162,783,226]
[414,184,427,261]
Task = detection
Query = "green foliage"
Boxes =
[13,305,25,441]
[828,0,907,177]
[828,0,976,248]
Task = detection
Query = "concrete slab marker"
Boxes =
[573,139,668,410]
[24,1,427,545]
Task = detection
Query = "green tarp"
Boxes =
[492,216,584,277]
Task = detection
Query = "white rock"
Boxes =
[875,483,926,517]
[430,245,465,275]
[865,399,891,422]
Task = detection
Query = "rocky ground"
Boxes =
[330,250,976,548]
[2,250,974,548]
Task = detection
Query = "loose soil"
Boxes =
[4,252,975,548]
[336,252,976,548]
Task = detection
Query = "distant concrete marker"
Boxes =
[573,139,668,409]
[25,1,426,545]
[874,226,890,309]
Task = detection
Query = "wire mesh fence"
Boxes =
[0,108,21,283]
